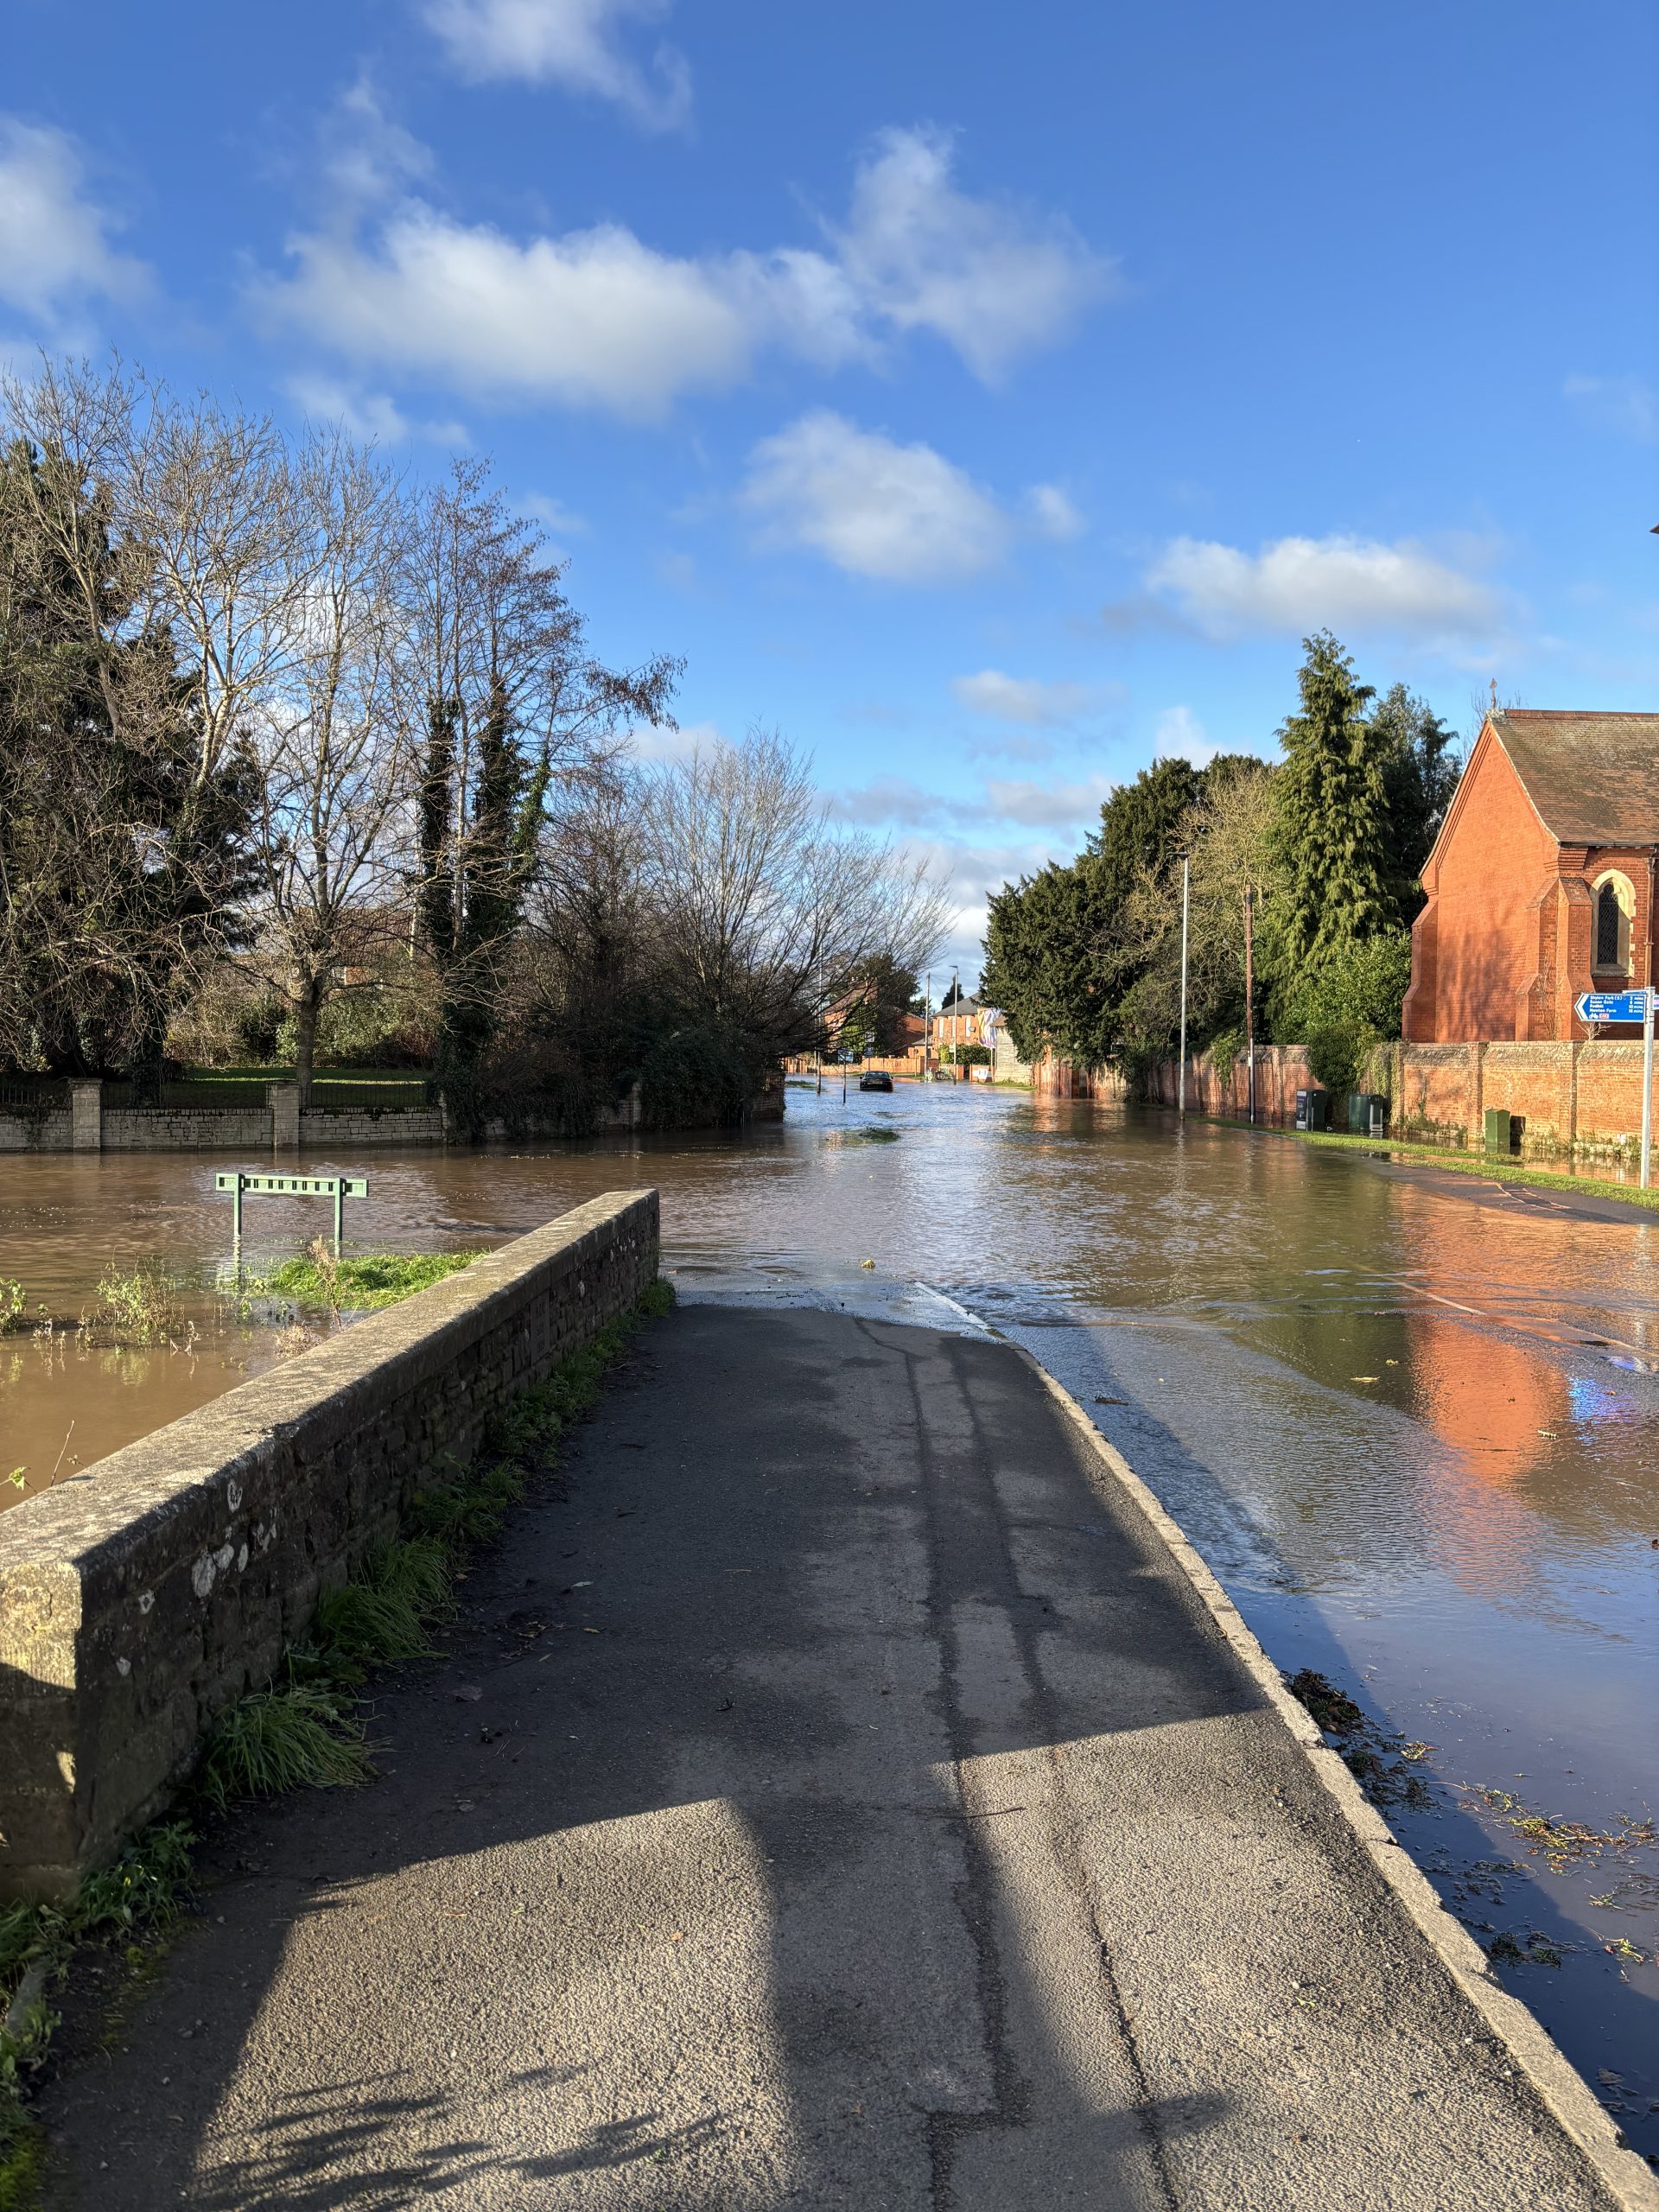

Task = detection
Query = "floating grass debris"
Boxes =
[1283,1669,1434,1809]
[1487,1929,1563,1968]
[248,1249,481,1313]
[1466,1787,1657,1875]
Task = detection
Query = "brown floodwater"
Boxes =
[0,1084,1655,2141]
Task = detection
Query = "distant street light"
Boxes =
[1244,887,1256,1127]
[1177,856,1191,1119]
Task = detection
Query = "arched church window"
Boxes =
[1592,872,1635,976]
[1597,882,1621,968]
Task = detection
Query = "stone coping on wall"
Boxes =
[0,1189,659,1900]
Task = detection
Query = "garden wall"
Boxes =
[1135,1039,1659,1160]
[0,1080,677,1151]
[0,1188,659,1901]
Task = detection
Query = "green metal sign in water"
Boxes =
[214,1171,368,1249]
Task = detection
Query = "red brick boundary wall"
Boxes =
[1067,1043,1658,1162]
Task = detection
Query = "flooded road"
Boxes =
[0,1084,1654,2145]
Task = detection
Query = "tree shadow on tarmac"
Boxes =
[37,1307,1610,2210]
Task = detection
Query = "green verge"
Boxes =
[0,1274,677,2204]
[1222,1118,1659,1213]
[246,1250,483,1311]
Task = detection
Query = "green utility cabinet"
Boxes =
[1484,1107,1516,1156]
[1348,1092,1388,1135]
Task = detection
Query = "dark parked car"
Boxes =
[858,1070,893,1093]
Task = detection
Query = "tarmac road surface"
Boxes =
[38,1304,1629,2209]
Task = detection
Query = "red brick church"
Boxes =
[1402,709,1659,1041]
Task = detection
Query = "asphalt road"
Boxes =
[39,1305,1624,2209]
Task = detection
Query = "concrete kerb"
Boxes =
[1020,1347,1659,2212]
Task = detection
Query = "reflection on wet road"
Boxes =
[0,1084,1654,2142]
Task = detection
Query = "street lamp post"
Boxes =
[1244,887,1256,1126]
[1177,856,1190,1119]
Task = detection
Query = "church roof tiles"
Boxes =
[1490,709,1659,848]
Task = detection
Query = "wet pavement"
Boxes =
[35,1306,1635,2211]
[0,1084,1655,2148]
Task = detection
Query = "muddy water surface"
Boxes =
[0,1086,1654,2144]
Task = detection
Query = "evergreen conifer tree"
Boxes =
[1269,632,1388,968]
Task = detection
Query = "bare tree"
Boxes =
[241,431,415,1100]
[641,728,950,1065]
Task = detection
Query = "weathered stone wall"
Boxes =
[299,1109,446,1147]
[0,1111,73,1151]
[0,1087,652,1151]
[0,1189,659,1900]
[102,1109,274,1151]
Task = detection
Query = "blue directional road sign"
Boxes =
[1575,989,1653,1024]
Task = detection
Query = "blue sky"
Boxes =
[3,0,1656,977]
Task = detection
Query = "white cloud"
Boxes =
[285,375,467,446]
[628,715,724,765]
[422,0,690,127]
[0,118,150,324]
[951,670,1108,726]
[320,77,435,209]
[519,491,588,533]
[257,124,1109,417]
[260,212,753,421]
[1565,372,1658,444]
[1026,483,1084,540]
[828,771,1114,834]
[1141,533,1501,641]
[829,126,1115,384]
[1152,704,1213,765]
[828,775,953,830]
[741,412,1011,585]
[982,776,1116,828]
[897,834,1078,986]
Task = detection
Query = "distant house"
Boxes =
[928,995,991,1052]
[1403,709,1659,1042]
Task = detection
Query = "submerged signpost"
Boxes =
[214,1171,368,1254]
[1574,988,1654,1188]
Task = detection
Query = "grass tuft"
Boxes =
[249,1250,481,1313]
[1250,1120,1659,1212]
[0,2102,42,2211]
[313,1538,452,1679]
[87,1264,180,1343]
[198,1684,372,1810]
[0,1818,198,2207]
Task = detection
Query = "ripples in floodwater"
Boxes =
[0,1084,1653,2134]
